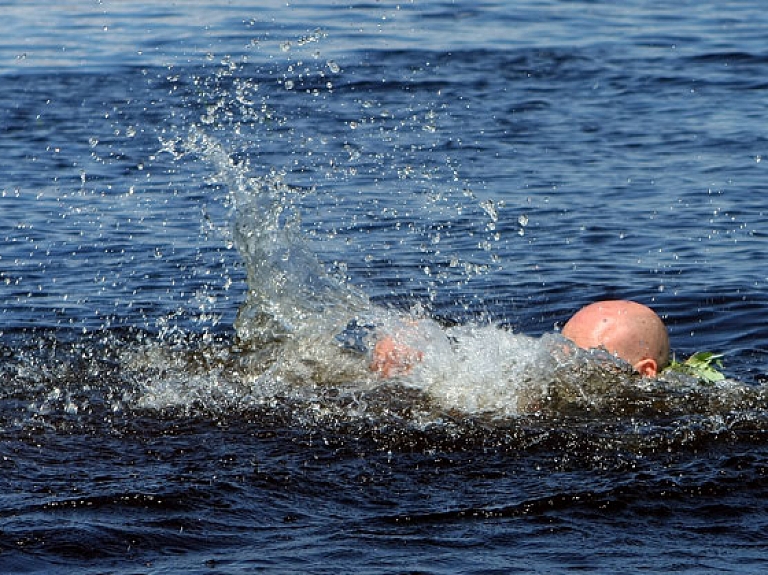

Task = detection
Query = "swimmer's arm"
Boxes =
[369,335,423,378]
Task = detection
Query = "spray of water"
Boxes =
[126,37,762,423]
[126,129,655,417]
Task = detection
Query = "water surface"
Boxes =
[2,1,768,573]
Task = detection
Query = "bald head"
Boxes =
[561,300,669,377]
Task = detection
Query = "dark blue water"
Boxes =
[2,1,768,573]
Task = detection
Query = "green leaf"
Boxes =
[665,351,725,383]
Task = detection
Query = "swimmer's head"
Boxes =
[561,300,670,377]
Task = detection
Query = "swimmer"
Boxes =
[370,299,670,378]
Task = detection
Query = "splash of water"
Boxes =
[185,127,369,341]
[176,126,572,417]
[132,41,763,423]
[143,119,737,422]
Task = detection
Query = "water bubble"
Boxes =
[327,60,340,74]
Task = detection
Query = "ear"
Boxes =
[633,358,658,378]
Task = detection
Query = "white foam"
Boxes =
[367,318,563,416]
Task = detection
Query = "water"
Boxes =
[2,1,768,572]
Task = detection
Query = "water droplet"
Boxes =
[479,199,498,222]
